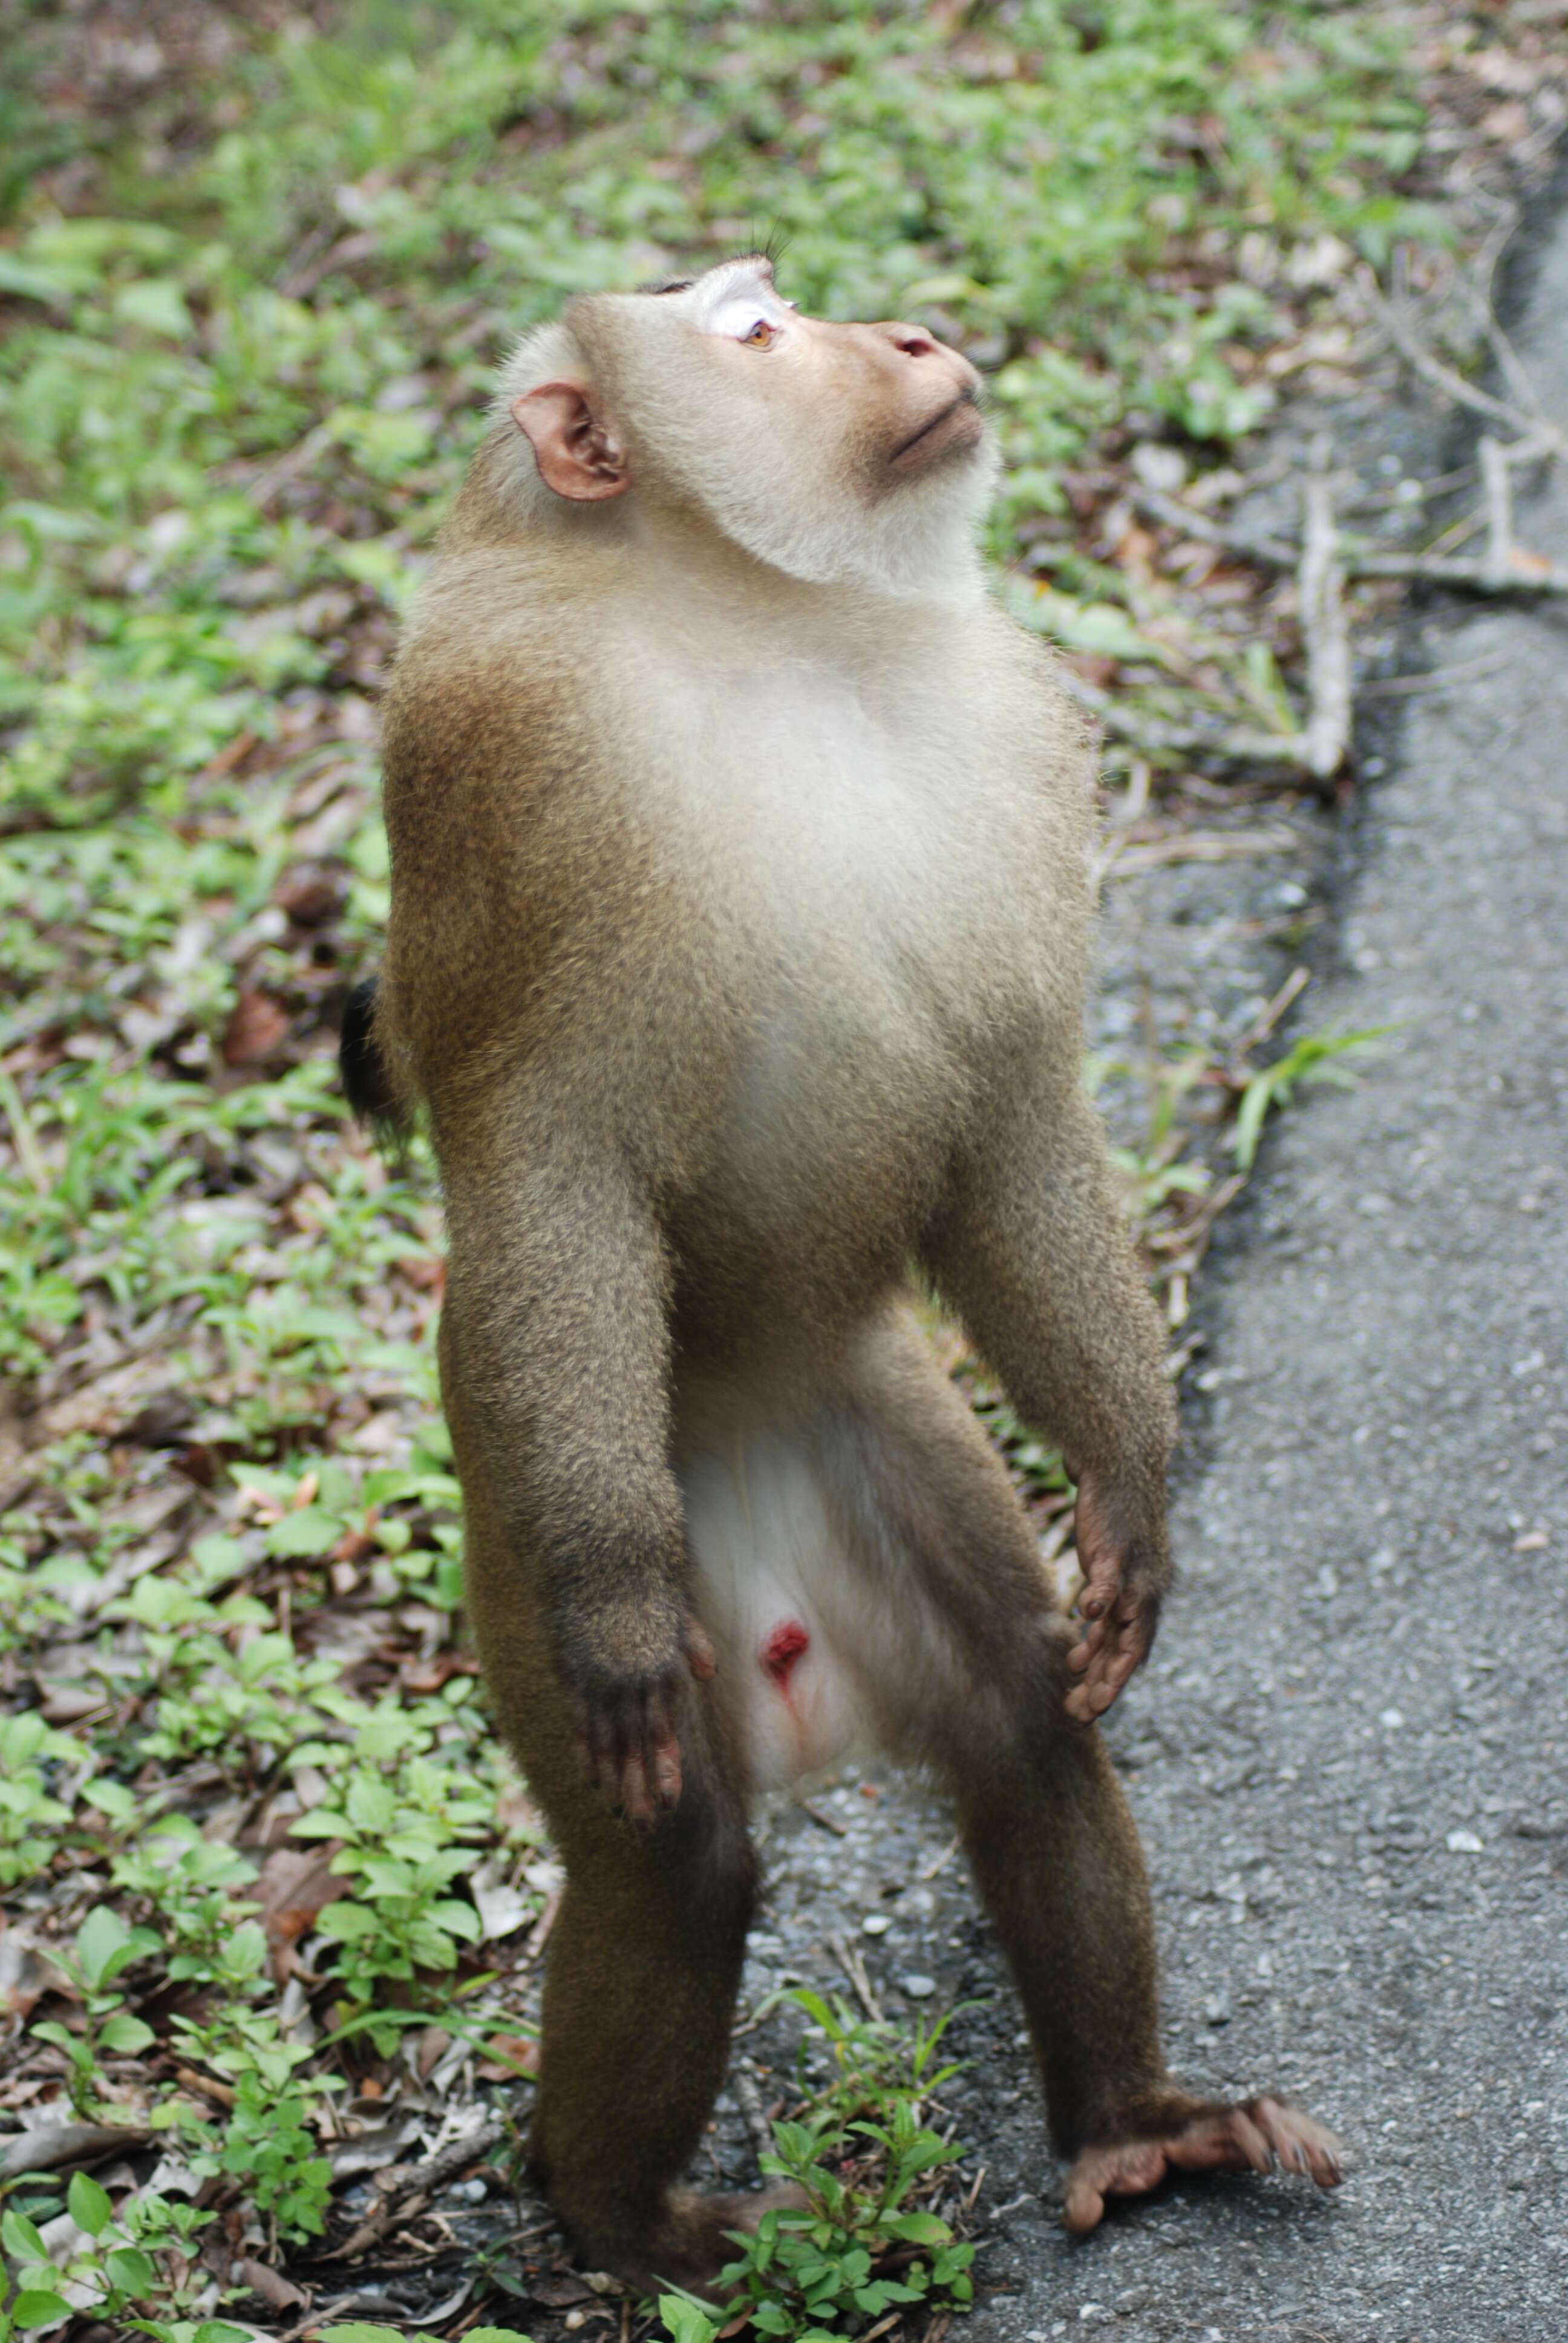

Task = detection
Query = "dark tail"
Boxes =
[339,974,410,1142]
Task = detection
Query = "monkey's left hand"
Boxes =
[574,1612,718,1825]
[1063,1469,1167,1723]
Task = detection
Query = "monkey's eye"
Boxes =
[708,293,788,347]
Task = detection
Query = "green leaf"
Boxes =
[879,2210,951,2244]
[316,2328,414,2343]
[75,1906,158,1989]
[656,2298,720,2343]
[29,2022,91,2067]
[76,1903,132,1987]
[114,280,195,339]
[11,2296,73,2333]
[345,1773,397,1833]
[265,1506,345,1559]
[99,2012,157,2054]
[2,2209,50,2263]
[105,2246,158,2298]
[315,1898,378,1940]
[67,2171,113,2237]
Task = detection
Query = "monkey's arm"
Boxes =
[440,1116,711,1819]
[926,1071,1176,1722]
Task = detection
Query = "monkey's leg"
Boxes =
[528,1762,772,2287]
[445,1323,795,2289]
[827,1312,1342,2230]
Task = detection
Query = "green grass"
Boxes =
[0,1,1468,2332]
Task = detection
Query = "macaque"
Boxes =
[344,255,1341,2287]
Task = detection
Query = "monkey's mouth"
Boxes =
[887,386,984,472]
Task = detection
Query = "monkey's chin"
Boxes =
[887,396,985,476]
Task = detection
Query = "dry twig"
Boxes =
[1368,259,1566,455]
[826,1929,884,2024]
[1298,438,1351,785]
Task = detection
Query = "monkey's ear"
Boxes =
[511,382,631,502]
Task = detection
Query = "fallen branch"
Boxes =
[1480,435,1514,590]
[1129,483,1298,568]
[1298,436,1351,784]
[1367,263,1566,456]
[0,2122,151,2180]
[1132,485,1568,594]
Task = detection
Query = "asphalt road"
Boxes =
[961,190,1568,2343]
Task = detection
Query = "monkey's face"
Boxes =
[662,256,988,488]
[517,258,998,601]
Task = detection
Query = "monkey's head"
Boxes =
[491,257,996,601]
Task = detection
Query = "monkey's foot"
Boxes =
[580,2183,809,2292]
[1063,2097,1343,2235]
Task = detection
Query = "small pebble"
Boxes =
[1446,1829,1483,1854]
[901,1973,936,1999]
[862,1912,891,1935]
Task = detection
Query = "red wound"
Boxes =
[762,1619,810,1688]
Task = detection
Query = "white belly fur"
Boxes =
[682,1432,876,1793]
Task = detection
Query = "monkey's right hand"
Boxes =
[569,1608,717,1825]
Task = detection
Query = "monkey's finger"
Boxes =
[577,1703,616,1794]
[684,1617,718,1681]
[649,1725,684,1810]
[616,1746,659,1826]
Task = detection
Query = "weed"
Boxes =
[1232,1026,1393,1168]
[0,1714,80,1885]
[666,1990,974,2343]
[1,2175,248,2342]
[28,1907,160,2119]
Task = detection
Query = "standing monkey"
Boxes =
[345,255,1341,2287]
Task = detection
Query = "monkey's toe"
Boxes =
[1063,2098,1343,2234]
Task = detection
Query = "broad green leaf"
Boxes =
[315,1898,377,1941]
[266,1506,344,1559]
[345,1772,397,1833]
[76,1903,134,1987]
[880,2210,950,2244]
[2,2209,50,2263]
[67,2171,113,2236]
[11,2295,72,2332]
[99,2011,157,2054]
[316,2328,415,2343]
[105,2246,158,2297]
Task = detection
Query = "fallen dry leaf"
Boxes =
[253,1844,344,1978]
[235,2258,309,2312]
[223,988,291,1067]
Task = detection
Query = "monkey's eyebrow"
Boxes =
[636,277,696,295]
